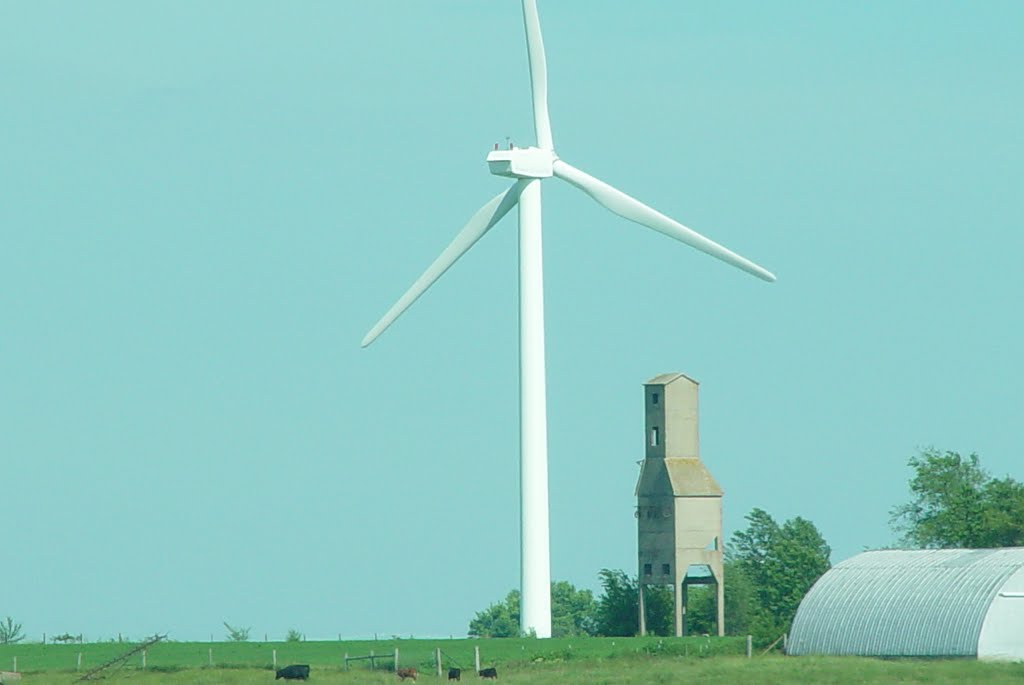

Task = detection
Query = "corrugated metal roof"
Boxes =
[788,548,1024,657]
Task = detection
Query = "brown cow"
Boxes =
[396,667,418,682]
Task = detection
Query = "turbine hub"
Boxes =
[486,146,556,179]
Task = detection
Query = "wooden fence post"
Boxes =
[273,649,277,669]
[394,648,399,670]
[77,652,83,671]
[142,649,147,669]
[343,653,349,671]
[474,646,480,673]
[209,647,213,666]
[13,656,18,672]
[746,635,752,658]
[370,649,375,670]
[435,648,442,677]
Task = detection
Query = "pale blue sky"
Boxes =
[2,1,1021,641]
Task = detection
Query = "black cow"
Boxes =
[276,664,310,680]
[479,667,497,679]
[448,667,461,681]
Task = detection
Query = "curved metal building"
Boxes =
[788,548,1024,660]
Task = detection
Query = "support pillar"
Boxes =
[716,578,725,637]
[674,582,684,637]
[638,583,646,636]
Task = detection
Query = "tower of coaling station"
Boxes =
[635,373,724,636]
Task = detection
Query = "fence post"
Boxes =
[344,653,349,671]
[782,633,788,653]
[209,647,213,666]
[77,652,83,671]
[14,657,18,672]
[435,648,442,677]
[474,646,480,674]
[273,649,277,669]
[746,635,752,658]
[394,648,399,670]
[142,649,147,669]
[370,649,375,670]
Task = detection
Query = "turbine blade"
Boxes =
[522,0,553,149]
[361,182,524,348]
[552,160,776,282]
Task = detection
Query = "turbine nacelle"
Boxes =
[487,146,556,179]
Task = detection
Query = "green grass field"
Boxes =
[0,636,746,673]
[2,638,1023,685]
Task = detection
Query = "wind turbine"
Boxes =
[362,0,775,638]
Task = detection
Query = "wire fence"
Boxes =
[0,635,753,675]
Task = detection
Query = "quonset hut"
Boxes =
[787,548,1024,660]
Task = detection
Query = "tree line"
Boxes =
[468,507,829,643]
[470,448,1024,641]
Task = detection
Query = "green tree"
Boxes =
[685,559,757,636]
[769,517,832,624]
[730,508,831,642]
[594,569,635,636]
[719,561,757,635]
[683,585,714,635]
[468,581,598,638]
[0,617,24,644]
[52,633,82,644]
[981,476,1024,546]
[890,448,1024,548]
[223,622,250,642]
[890,448,988,547]
[551,581,597,637]
[593,569,672,636]
[468,589,520,637]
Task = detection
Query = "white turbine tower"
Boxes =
[362,0,775,638]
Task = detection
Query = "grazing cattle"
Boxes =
[396,667,418,681]
[448,667,462,681]
[479,667,498,679]
[275,664,310,680]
